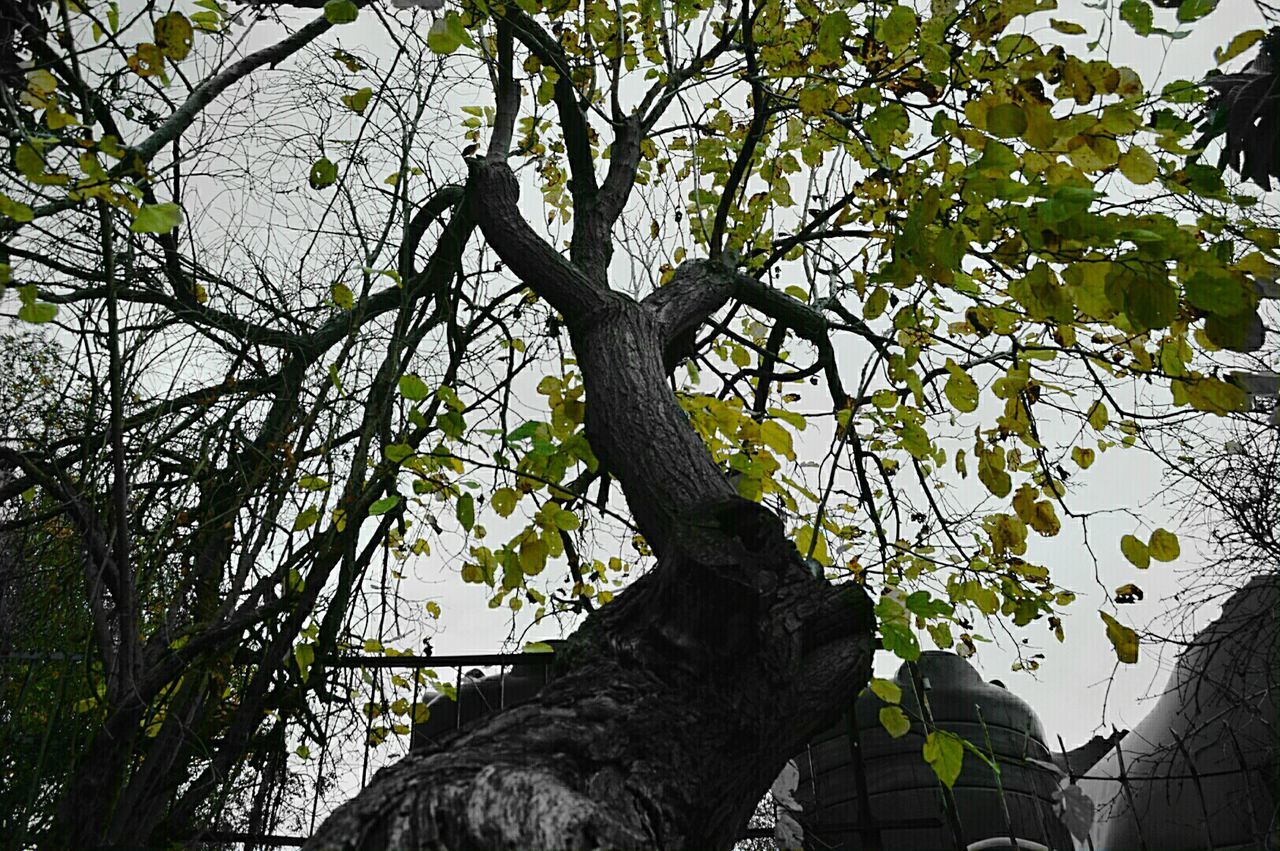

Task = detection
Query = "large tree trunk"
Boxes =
[306,158,877,850]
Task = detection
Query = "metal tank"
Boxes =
[794,651,1072,850]
[410,657,555,751]
[1081,573,1280,850]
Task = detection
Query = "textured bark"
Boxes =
[308,159,877,850]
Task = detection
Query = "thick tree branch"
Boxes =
[504,6,598,199]
[399,185,465,281]
[709,0,766,260]
[643,258,735,362]
[487,18,519,160]
[465,157,620,326]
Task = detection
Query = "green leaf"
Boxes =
[1148,528,1180,561]
[815,11,850,59]
[428,12,473,55]
[456,493,474,531]
[309,157,338,190]
[398,374,430,400]
[869,677,902,705]
[1118,147,1157,184]
[1204,310,1264,353]
[987,103,1027,139]
[331,282,354,310]
[1100,611,1139,663]
[0,194,34,223]
[293,506,321,531]
[944,361,979,413]
[1050,18,1087,35]
[880,705,911,739]
[865,103,908,151]
[1123,272,1177,333]
[491,488,517,517]
[974,139,1019,174]
[323,0,359,24]
[154,12,193,61]
[299,475,330,491]
[1176,0,1216,22]
[552,508,580,531]
[1182,376,1249,413]
[369,495,400,515]
[17,298,57,323]
[1216,29,1265,65]
[923,730,964,788]
[1184,271,1247,316]
[519,535,548,575]
[864,287,889,320]
[1071,446,1095,469]
[294,643,315,682]
[341,86,373,115]
[1119,0,1153,35]
[879,5,917,53]
[881,621,920,661]
[1121,533,1150,569]
[130,202,181,234]
[384,443,413,463]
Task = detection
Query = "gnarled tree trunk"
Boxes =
[305,155,877,850]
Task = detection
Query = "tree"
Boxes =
[0,0,1275,846]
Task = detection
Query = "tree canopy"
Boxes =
[1,0,1277,845]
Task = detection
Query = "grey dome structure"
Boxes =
[794,651,1072,850]
[1082,573,1280,850]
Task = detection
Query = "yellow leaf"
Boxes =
[795,524,829,565]
[1071,446,1095,469]
[154,12,193,61]
[1087,399,1109,431]
[128,42,166,77]
[491,487,518,517]
[1100,611,1139,663]
[341,86,373,115]
[923,730,964,788]
[1148,528,1179,562]
[1216,29,1265,65]
[1120,534,1150,569]
[869,677,902,704]
[759,420,795,460]
[1118,146,1157,185]
[519,535,548,575]
[879,705,911,738]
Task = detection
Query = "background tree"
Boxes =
[1,0,1276,847]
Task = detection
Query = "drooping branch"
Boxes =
[132,15,335,164]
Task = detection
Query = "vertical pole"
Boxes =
[1110,726,1148,851]
[454,665,463,729]
[1170,728,1215,850]
[976,707,1018,848]
[846,709,883,851]
[1057,734,1096,851]
[1226,728,1262,848]
[908,661,966,850]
